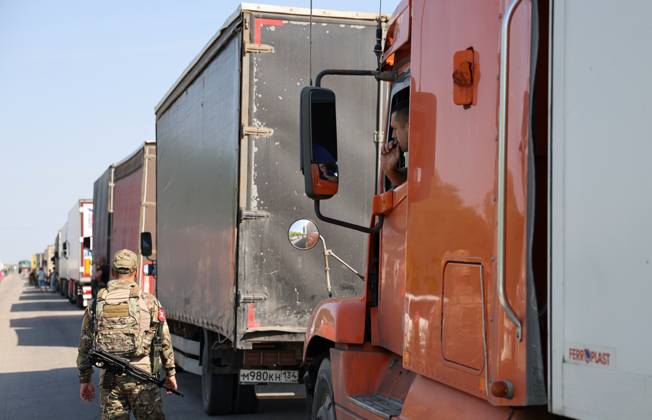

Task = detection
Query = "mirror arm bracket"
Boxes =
[314,200,383,235]
[326,248,365,280]
[315,69,377,87]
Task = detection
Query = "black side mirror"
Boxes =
[300,86,339,200]
[140,232,153,257]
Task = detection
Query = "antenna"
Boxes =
[373,0,384,195]
[309,0,313,86]
[374,0,383,68]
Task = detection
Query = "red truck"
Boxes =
[93,142,157,294]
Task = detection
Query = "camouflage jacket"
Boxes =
[76,279,176,383]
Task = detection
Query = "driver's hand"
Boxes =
[381,139,400,175]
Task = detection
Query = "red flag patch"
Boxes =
[158,307,166,321]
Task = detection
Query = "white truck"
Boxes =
[59,199,94,308]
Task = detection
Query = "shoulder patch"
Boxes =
[158,307,166,322]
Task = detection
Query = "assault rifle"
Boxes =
[89,348,183,397]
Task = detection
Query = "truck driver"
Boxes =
[380,101,409,187]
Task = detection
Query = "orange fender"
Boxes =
[303,296,366,360]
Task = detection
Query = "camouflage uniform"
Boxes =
[77,249,176,420]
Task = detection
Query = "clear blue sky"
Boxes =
[0,0,397,264]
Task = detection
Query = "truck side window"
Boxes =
[383,88,410,191]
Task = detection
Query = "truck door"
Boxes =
[403,0,546,406]
[549,1,652,418]
[373,80,410,356]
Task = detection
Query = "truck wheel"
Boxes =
[201,331,234,415]
[311,358,336,420]
[234,383,258,414]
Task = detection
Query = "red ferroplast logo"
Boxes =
[567,347,611,367]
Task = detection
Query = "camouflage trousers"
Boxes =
[100,372,165,420]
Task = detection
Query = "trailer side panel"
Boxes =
[550,2,652,418]
[156,32,241,340]
[112,152,144,257]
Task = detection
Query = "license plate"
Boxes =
[239,369,299,384]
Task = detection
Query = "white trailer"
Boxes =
[549,1,652,418]
[59,200,93,308]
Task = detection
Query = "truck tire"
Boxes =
[234,383,258,414]
[311,358,336,420]
[68,284,75,303]
[201,331,234,415]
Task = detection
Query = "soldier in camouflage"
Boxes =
[77,249,177,419]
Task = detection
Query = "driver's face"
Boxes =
[390,112,409,152]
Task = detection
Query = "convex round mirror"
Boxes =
[288,219,320,251]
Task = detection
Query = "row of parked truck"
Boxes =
[33,1,652,418]
[38,4,379,416]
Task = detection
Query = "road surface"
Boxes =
[0,274,306,419]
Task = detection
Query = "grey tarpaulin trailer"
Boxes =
[154,3,384,415]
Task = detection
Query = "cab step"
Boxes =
[349,394,403,419]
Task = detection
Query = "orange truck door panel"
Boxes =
[404,0,545,405]
[374,183,408,355]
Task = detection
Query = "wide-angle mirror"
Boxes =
[288,219,321,251]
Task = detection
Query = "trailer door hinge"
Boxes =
[238,293,268,304]
[239,209,271,221]
[244,43,274,54]
[243,126,274,137]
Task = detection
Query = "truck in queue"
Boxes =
[148,3,383,415]
[296,0,652,419]
[59,199,93,307]
[31,253,41,271]
[43,244,55,275]
[52,230,62,291]
[93,142,157,294]
[18,260,31,275]
[92,165,113,294]
[56,226,68,296]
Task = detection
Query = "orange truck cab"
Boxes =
[297,0,652,419]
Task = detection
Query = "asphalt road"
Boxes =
[0,274,306,419]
